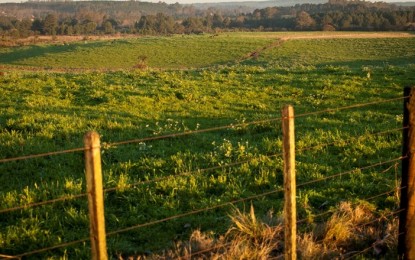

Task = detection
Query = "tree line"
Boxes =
[0,0,414,38]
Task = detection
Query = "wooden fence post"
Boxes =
[399,87,415,260]
[84,131,108,260]
[282,105,296,260]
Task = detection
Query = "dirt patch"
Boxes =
[241,32,414,62]
[278,32,415,41]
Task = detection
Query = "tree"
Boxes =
[136,15,157,34]
[340,14,353,29]
[43,13,58,35]
[16,19,32,37]
[182,17,204,34]
[155,13,175,34]
[101,17,118,34]
[83,20,97,35]
[31,18,43,34]
[0,16,14,31]
[212,13,224,28]
[295,11,316,30]
[103,21,115,34]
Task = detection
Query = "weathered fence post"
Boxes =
[84,131,108,260]
[282,105,296,260]
[399,87,415,260]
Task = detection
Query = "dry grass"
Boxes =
[127,201,399,259]
[223,205,283,259]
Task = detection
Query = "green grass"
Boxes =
[0,34,275,70]
[0,33,414,258]
[257,37,415,68]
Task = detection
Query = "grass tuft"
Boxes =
[132,201,399,259]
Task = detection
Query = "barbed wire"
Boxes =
[108,117,281,147]
[343,247,373,260]
[343,221,404,260]
[294,96,406,119]
[127,96,405,150]
[12,237,90,258]
[296,156,405,188]
[358,208,404,229]
[0,118,279,164]
[268,253,284,259]
[4,188,283,258]
[0,147,86,164]
[0,125,403,214]
[0,96,405,164]
[297,127,406,153]
[295,208,404,260]
[0,153,282,214]
[106,188,284,237]
[0,96,408,258]
[296,186,402,225]
[103,126,404,195]
[0,192,88,214]
[0,126,402,214]
[4,169,406,258]
[5,187,403,258]
[179,242,231,260]
[103,153,282,194]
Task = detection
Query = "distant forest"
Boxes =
[0,0,414,37]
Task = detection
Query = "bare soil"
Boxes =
[1,32,413,47]
[277,32,415,40]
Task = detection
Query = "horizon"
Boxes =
[0,0,412,4]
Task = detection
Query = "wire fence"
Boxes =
[0,95,411,259]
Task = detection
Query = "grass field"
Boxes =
[0,34,275,70]
[0,32,415,258]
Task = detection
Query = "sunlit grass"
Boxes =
[0,35,275,70]
[0,33,414,258]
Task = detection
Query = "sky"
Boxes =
[0,0,410,4]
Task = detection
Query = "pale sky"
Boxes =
[0,0,410,4]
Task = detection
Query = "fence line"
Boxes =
[294,96,407,118]
[0,117,280,164]
[0,146,86,164]
[296,186,402,225]
[0,94,411,259]
[0,96,404,164]
[0,161,405,257]
[0,112,403,214]
[184,242,230,260]
[344,246,373,260]
[102,153,282,194]
[297,127,407,153]
[296,156,406,188]
[6,185,401,258]
[297,208,405,260]
[345,228,403,260]
[106,188,284,237]
[0,137,401,215]
[0,152,283,214]
[359,209,405,228]
[108,117,282,147]
[12,237,90,259]
[0,125,401,215]
[0,192,88,214]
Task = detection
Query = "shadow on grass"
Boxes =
[0,40,131,65]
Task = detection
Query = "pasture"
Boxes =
[0,32,414,258]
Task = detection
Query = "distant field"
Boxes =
[0,32,413,70]
[1,32,415,258]
[0,34,274,70]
